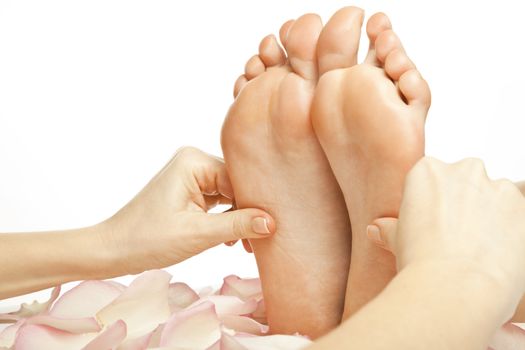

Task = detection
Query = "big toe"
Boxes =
[284,13,323,81]
[317,6,364,75]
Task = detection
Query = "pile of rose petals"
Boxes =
[2,270,525,350]
[0,270,311,350]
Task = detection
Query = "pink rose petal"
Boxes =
[191,295,257,316]
[489,322,525,350]
[82,320,127,350]
[26,314,101,333]
[220,275,262,301]
[233,333,312,350]
[251,299,267,325]
[97,270,171,339]
[146,324,164,348]
[118,329,156,350]
[221,314,269,335]
[168,282,199,312]
[160,301,221,348]
[0,286,60,322]
[50,280,122,319]
[217,332,248,350]
[207,332,247,350]
[106,280,127,292]
[0,320,24,348]
[14,324,98,350]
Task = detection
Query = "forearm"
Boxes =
[310,262,512,350]
[0,222,124,299]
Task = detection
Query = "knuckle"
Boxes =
[458,157,485,173]
[232,214,247,239]
[454,158,488,183]
[494,178,521,196]
[174,146,202,161]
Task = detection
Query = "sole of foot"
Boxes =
[312,11,431,319]
[221,9,366,338]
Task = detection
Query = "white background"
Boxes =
[1,0,525,307]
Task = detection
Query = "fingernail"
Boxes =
[366,225,382,243]
[252,217,271,235]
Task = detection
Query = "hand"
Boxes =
[104,147,275,274]
[367,157,525,309]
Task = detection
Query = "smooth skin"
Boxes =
[0,147,275,300]
[310,157,525,350]
[221,10,364,338]
[369,178,525,323]
[312,11,430,318]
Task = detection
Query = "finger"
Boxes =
[189,152,235,200]
[242,239,253,253]
[224,240,238,247]
[367,217,399,253]
[193,208,275,248]
[204,194,233,210]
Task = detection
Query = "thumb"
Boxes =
[367,217,399,254]
[194,208,275,247]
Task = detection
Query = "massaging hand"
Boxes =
[105,147,275,274]
[367,157,525,314]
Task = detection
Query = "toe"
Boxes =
[374,30,404,63]
[317,6,364,75]
[259,34,286,67]
[366,12,392,42]
[284,13,323,81]
[384,48,415,81]
[244,55,265,80]
[279,20,295,47]
[233,75,248,98]
[364,12,393,64]
[398,69,431,109]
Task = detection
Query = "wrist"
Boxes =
[94,218,134,278]
[400,260,517,325]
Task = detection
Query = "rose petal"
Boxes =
[220,276,262,301]
[191,295,257,316]
[220,315,269,335]
[118,326,162,350]
[160,301,221,348]
[0,320,24,348]
[207,332,247,350]
[168,282,199,312]
[251,299,267,325]
[233,334,312,350]
[489,322,525,350]
[50,280,122,319]
[199,286,215,298]
[26,315,101,333]
[145,324,164,348]
[106,280,127,292]
[0,286,61,322]
[97,270,171,339]
[13,324,98,350]
[82,320,126,350]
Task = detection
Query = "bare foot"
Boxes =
[221,8,364,338]
[312,12,431,319]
